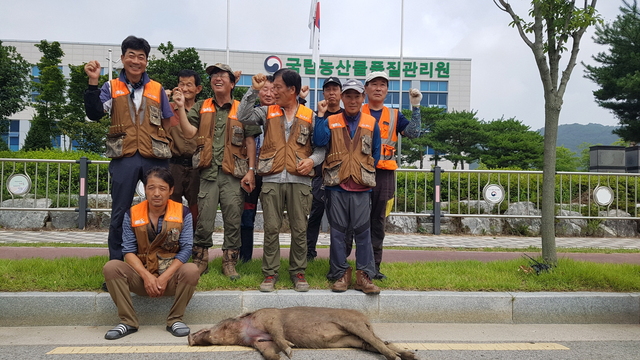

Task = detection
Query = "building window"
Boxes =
[9,120,19,132]
[9,136,19,151]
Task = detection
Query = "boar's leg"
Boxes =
[254,340,282,360]
[361,341,419,360]
[340,322,400,360]
[384,342,419,360]
[260,321,295,358]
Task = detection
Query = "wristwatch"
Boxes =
[249,167,255,171]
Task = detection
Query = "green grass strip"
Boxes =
[2,256,640,292]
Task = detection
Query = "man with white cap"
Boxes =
[314,79,382,295]
[363,71,422,280]
[173,63,262,279]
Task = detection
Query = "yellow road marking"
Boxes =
[47,343,569,354]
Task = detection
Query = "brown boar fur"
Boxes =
[188,306,418,360]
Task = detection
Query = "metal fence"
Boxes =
[2,157,639,231]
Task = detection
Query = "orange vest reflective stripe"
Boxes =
[130,199,184,276]
[324,113,377,187]
[108,79,170,159]
[362,104,399,170]
[258,104,314,177]
[193,99,248,176]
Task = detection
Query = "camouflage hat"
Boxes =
[205,63,234,76]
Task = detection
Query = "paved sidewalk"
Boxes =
[2,230,640,249]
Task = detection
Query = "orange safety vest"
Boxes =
[258,104,314,177]
[192,99,249,178]
[130,199,184,276]
[362,104,398,171]
[323,113,377,188]
[108,79,171,159]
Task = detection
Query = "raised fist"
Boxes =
[299,85,310,99]
[252,73,267,91]
[84,60,101,84]
[409,88,423,107]
[172,88,185,108]
[316,99,328,117]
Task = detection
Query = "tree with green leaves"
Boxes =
[425,110,483,169]
[400,106,445,168]
[23,40,67,151]
[146,41,211,99]
[495,0,600,264]
[584,1,640,142]
[555,146,580,171]
[0,41,32,150]
[479,117,544,169]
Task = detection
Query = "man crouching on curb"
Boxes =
[313,79,382,294]
[102,167,200,340]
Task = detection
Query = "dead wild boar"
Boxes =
[188,306,418,360]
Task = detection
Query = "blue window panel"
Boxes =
[402,80,411,91]
[388,80,399,91]
[307,90,317,110]
[9,136,19,151]
[438,94,448,106]
[420,81,430,92]
[439,82,448,91]
[428,93,439,106]
[430,82,439,91]
[32,66,40,77]
[237,75,252,86]
[401,93,411,109]
[384,92,399,105]
[10,120,19,132]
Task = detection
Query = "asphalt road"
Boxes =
[2,323,640,360]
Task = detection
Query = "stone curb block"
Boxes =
[1,291,639,327]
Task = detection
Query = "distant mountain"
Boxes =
[537,123,620,153]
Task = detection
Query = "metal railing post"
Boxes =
[76,156,90,229]
[432,166,442,235]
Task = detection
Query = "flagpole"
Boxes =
[226,0,230,64]
[397,0,404,165]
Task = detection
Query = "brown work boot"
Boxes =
[259,274,278,292]
[222,249,240,280]
[354,270,380,295]
[330,267,352,293]
[291,273,310,292]
[191,245,209,275]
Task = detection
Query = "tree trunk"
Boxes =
[541,97,560,264]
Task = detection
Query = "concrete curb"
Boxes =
[1,290,638,326]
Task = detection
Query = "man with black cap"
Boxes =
[314,79,382,295]
[306,76,343,261]
[173,63,262,279]
[363,71,422,280]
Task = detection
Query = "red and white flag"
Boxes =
[309,0,320,69]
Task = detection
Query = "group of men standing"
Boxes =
[84,35,423,339]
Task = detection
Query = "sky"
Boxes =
[0,0,624,131]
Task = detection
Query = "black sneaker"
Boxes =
[373,272,387,280]
[166,321,190,337]
[105,323,137,340]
